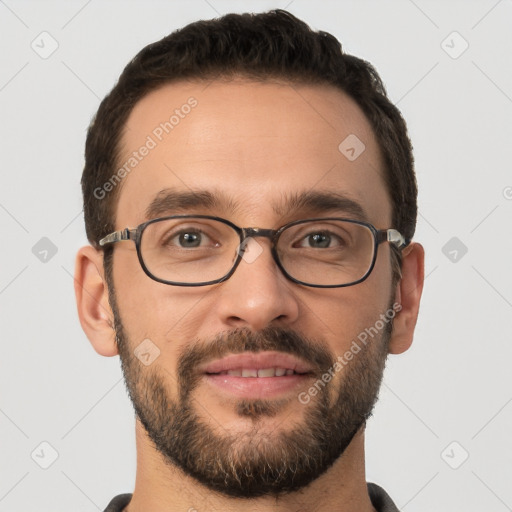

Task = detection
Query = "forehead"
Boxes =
[115,79,391,228]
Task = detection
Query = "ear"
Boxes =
[74,245,119,357]
[388,242,425,355]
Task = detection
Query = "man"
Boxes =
[74,9,424,512]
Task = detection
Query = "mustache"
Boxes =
[176,326,335,396]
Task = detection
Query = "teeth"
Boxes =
[216,367,297,377]
[257,368,275,377]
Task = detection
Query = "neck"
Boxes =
[125,420,377,512]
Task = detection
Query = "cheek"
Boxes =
[308,250,393,357]
[362,242,394,305]
[112,251,211,358]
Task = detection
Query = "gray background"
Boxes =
[1,0,511,510]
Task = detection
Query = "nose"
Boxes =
[214,237,300,331]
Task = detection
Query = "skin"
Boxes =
[74,79,424,512]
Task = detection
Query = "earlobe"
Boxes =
[74,245,119,357]
[388,242,425,355]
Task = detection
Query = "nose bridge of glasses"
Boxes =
[242,227,278,242]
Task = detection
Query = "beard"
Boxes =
[108,283,392,498]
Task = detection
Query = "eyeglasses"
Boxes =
[98,215,409,288]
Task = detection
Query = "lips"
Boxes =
[200,351,315,400]
[215,368,298,377]
[201,351,313,376]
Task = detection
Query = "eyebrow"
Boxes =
[145,187,369,223]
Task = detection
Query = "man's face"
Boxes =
[109,79,396,497]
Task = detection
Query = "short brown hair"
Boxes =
[82,9,417,284]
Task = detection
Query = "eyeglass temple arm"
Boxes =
[98,228,137,247]
[379,229,410,250]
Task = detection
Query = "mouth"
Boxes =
[210,368,305,377]
[200,351,315,400]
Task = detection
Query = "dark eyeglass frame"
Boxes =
[98,215,410,288]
